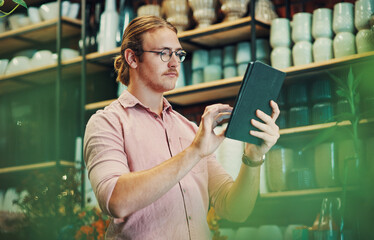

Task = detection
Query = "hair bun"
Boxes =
[114,55,123,71]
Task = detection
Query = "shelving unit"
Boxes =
[84,51,374,109]
[0,161,75,174]
[1,0,373,237]
[0,17,81,56]
[260,187,346,198]
[0,13,83,188]
[178,16,270,51]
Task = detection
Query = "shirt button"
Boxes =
[188,216,192,220]
[183,189,186,193]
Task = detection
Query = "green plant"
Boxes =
[0,0,27,18]
[299,66,368,239]
[15,167,82,240]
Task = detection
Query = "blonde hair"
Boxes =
[114,16,177,86]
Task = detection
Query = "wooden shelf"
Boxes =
[260,187,344,198]
[0,17,81,56]
[279,119,372,135]
[0,57,83,95]
[84,43,374,109]
[86,47,121,66]
[0,161,75,174]
[178,16,270,51]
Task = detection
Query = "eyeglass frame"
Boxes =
[140,48,187,63]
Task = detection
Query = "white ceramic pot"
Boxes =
[166,14,189,33]
[5,56,31,75]
[355,0,373,31]
[256,39,270,60]
[292,41,313,66]
[223,65,237,78]
[333,32,356,58]
[0,59,9,76]
[61,1,70,17]
[8,14,30,30]
[192,49,209,70]
[192,8,216,28]
[0,18,5,33]
[204,64,222,82]
[312,8,333,39]
[67,3,80,19]
[98,0,119,53]
[39,1,59,21]
[235,227,258,240]
[313,37,333,62]
[28,7,42,24]
[270,18,291,48]
[192,68,204,85]
[137,4,161,17]
[223,45,236,66]
[356,29,374,53]
[333,2,354,34]
[265,147,293,192]
[189,0,217,28]
[235,41,251,64]
[255,0,278,24]
[61,48,79,61]
[270,47,292,69]
[237,62,249,76]
[30,50,56,68]
[209,48,222,65]
[291,12,312,42]
[220,0,250,22]
[257,225,283,240]
[314,142,338,188]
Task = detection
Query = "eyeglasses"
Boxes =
[141,49,187,63]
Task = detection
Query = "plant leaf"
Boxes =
[354,92,360,106]
[12,0,27,8]
[300,125,339,153]
[336,89,349,99]
[327,71,347,90]
[347,67,354,92]
[352,71,364,93]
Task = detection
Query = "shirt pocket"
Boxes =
[179,137,206,174]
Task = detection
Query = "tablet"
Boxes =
[225,61,286,145]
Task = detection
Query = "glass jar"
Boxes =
[314,142,338,188]
[265,146,294,192]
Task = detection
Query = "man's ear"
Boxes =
[124,49,138,68]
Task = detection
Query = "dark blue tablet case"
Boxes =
[225,61,286,145]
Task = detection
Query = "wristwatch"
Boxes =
[242,154,265,167]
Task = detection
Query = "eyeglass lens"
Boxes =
[161,49,186,62]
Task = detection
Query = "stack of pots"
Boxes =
[223,45,237,79]
[312,8,334,62]
[235,41,251,76]
[332,2,357,58]
[191,49,208,84]
[355,0,374,53]
[292,12,313,66]
[270,18,292,69]
[204,48,223,82]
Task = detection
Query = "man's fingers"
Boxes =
[270,100,280,121]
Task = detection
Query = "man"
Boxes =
[84,16,280,239]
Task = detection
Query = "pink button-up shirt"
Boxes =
[84,91,233,240]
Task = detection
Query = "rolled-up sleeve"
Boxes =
[207,154,234,219]
[83,110,129,216]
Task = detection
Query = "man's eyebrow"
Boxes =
[156,47,183,50]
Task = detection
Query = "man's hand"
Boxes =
[244,100,280,161]
[192,104,232,159]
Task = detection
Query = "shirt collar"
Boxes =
[118,90,173,113]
